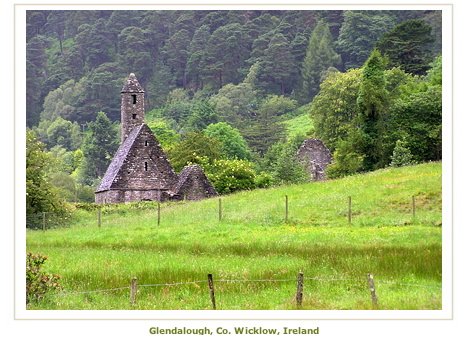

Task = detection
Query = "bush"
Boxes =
[390,139,416,167]
[207,159,259,194]
[26,253,61,304]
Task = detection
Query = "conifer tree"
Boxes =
[301,20,341,102]
[80,112,119,183]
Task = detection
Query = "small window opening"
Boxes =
[144,162,148,171]
[145,140,148,146]
[132,94,137,104]
[132,114,137,119]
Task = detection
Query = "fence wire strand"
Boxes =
[41,276,441,297]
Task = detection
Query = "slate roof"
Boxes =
[95,123,145,193]
[173,164,219,198]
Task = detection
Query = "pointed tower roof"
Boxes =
[121,73,144,93]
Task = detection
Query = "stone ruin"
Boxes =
[297,138,333,181]
[94,73,218,204]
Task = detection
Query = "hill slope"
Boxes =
[26,162,442,310]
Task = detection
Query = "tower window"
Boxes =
[145,140,148,146]
[132,114,137,119]
[144,162,148,171]
[132,94,137,104]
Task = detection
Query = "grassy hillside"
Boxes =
[26,162,442,310]
[283,113,314,137]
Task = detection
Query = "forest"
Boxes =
[25,9,442,218]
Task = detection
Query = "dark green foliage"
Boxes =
[187,98,219,131]
[376,19,434,75]
[336,10,398,71]
[80,112,119,182]
[325,129,365,179]
[26,253,62,304]
[262,136,309,185]
[357,48,389,170]
[259,33,296,95]
[25,9,442,197]
[301,20,341,102]
[239,111,286,157]
[389,86,442,162]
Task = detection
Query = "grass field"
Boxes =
[26,162,442,310]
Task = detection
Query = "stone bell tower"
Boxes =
[121,73,145,142]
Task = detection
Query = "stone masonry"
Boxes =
[95,73,218,204]
[297,138,333,181]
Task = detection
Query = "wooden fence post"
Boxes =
[296,272,304,308]
[348,196,352,224]
[130,277,138,306]
[412,195,416,221]
[208,274,216,310]
[285,195,289,223]
[367,273,378,309]
[97,208,101,228]
[157,202,161,226]
[219,198,222,222]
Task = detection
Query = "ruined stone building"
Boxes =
[297,138,333,181]
[95,73,218,204]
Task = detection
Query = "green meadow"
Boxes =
[26,162,442,310]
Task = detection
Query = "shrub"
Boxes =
[207,159,258,194]
[26,253,61,304]
[390,139,416,167]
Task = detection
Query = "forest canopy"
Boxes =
[26,9,442,206]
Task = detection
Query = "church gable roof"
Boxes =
[173,164,219,199]
[95,124,144,193]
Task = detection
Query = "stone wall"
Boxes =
[297,138,333,181]
[112,125,178,191]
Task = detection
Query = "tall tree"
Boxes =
[301,20,341,102]
[310,68,362,151]
[80,112,119,183]
[357,48,389,170]
[336,10,397,71]
[162,28,192,88]
[203,23,251,89]
[186,25,211,90]
[376,19,435,76]
[259,33,296,95]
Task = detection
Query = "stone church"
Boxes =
[95,73,218,204]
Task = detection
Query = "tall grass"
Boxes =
[26,162,442,310]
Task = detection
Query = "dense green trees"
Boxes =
[312,48,442,178]
[80,112,119,182]
[376,19,435,76]
[25,9,442,203]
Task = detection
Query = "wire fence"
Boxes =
[38,273,441,310]
[28,194,440,230]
